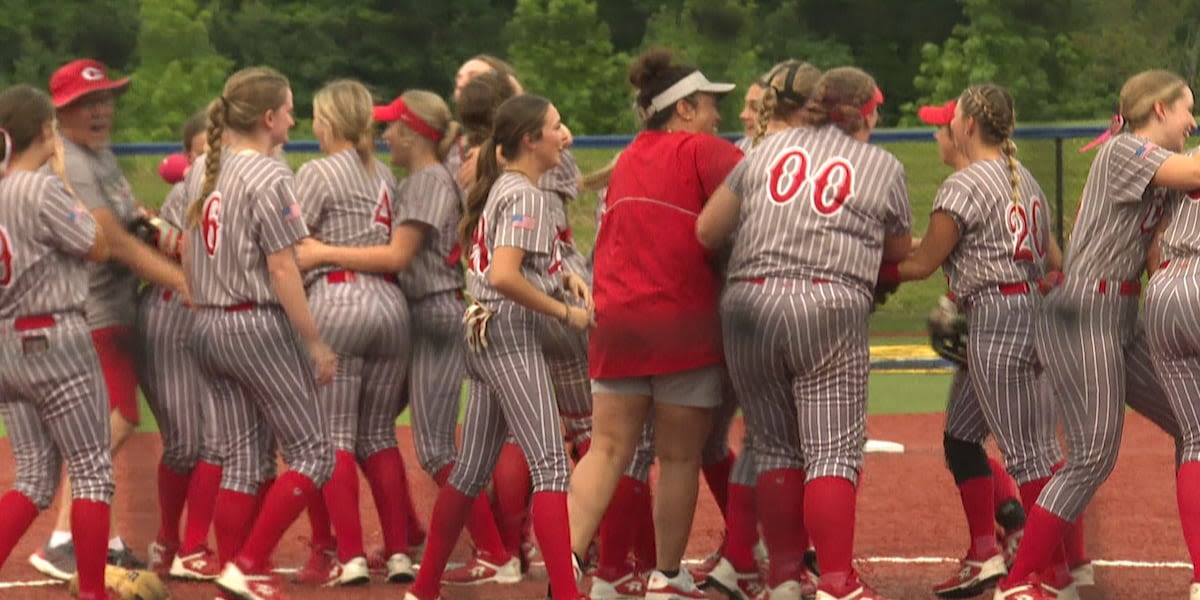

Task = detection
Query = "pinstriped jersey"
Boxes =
[443,138,469,192]
[1156,147,1200,260]
[1064,133,1175,280]
[395,163,464,299]
[60,136,139,328]
[0,171,98,318]
[465,172,559,302]
[724,124,911,292]
[539,149,580,201]
[183,151,309,306]
[160,181,188,230]
[934,159,1052,296]
[295,150,397,285]
[735,136,753,152]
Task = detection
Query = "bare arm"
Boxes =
[92,207,187,293]
[295,223,427,273]
[883,232,915,263]
[1046,236,1064,274]
[84,223,110,263]
[696,184,741,250]
[1146,213,1171,276]
[1152,153,1200,191]
[489,246,591,330]
[897,211,959,281]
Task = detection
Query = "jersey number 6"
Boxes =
[1007,198,1046,263]
[767,147,856,215]
[0,225,12,287]
[201,192,222,257]
[467,215,489,275]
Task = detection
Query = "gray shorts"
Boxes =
[591,365,723,408]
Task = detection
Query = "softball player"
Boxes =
[32,58,191,578]
[285,79,414,587]
[0,83,113,600]
[701,59,824,600]
[404,94,588,600]
[180,66,337,600]
[698,67,910,600]
[998,70,1200,599]
[895,85,1062,598]
[139,110,225,581]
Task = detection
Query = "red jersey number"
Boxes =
[201,192,222,257]
[467,215,489,275]
[1008,198,1047,263]
[0,225,12,287]
[373,181,393,230]
[766,147,855,215]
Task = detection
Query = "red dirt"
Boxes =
[0,412,1183,599]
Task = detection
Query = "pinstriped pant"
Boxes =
[449,301,570,496]
[538,316,592,448]
[191,307,334,494]
[309,276,409,458]
[944,369,1065,469]
[0,313,113,507]
[1145,263,1200,465]
[1035,279,1172,520]
[409,291,467,476]
[721,279,870,484]
[136,289,221,473]
[958,292,1057,485]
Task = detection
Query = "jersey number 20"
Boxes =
[201,192,222,257]
[1007,199,1046,262]
[768,148,855,215]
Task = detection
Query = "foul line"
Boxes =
[1,556,1189,589]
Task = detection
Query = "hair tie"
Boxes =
[1079,113,1124,152]
[0,128,11,178]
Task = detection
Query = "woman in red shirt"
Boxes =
[567,49,743,599]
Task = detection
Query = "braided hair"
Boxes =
[958,85,1020,208]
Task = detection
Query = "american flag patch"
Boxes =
[1135,142,1158,159]
[69,203,88,223]
[281,202,302,221]
[511,213,537,230]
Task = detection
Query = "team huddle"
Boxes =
[0,47,1198,600]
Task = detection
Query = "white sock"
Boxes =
[108,537,125,551]
[49,531,72,548]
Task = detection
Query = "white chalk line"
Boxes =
[0,556,1190,590]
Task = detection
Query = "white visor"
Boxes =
[647,71,736,117]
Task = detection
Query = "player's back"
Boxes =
[725,124,910,293]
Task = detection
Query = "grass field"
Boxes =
[119,135,1105,336]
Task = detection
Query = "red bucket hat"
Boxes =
[50,59,130,109]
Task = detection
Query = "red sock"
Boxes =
[181,461,222,553]
[958,476,999,558]
[410,485,476,600]
[988,457,1020,506]
[0,491,40,568]
[724,482,761,572]
[254,477,275,515]
[1179,462,1200,582]
[1064,513,1088,568]
[703,452,735,520]
[756,468,807,586]
[361,448,412,556]
[71,499,110,598]
[433,463,454,487]
[214,489,257,565]
[466,490,510,562]
[1017,477,1050,520]
[237,471,317,573]
[634,480,656,572]
[805,476,857,594]
[155,463,190,546]
[306,489,336,553]
[490,443,531,556]
[532,491,580,599]
[1004,505,1071,585]
[596,476,642,579]
[324,450,365,562]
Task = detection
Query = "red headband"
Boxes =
[861,87,884,117]
[373,98,444,143]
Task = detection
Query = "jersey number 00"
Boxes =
[767,147,856,215]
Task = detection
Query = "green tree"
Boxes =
[0,0,139,89]
[116,0,232,142]
[506,0,630,134]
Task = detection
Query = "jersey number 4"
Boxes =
[373,180,393,230]
[201,192,222,257]
[768,148,856,215]
[0,225,12,287]
[1007,199,1046,262]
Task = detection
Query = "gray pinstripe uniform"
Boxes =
[1036,133,1179,521]
[296,150,410,458]
[934,160,1057,484]
[184,151,333,495]
[0,171,112,508]
[720,124,910,483]
[396,163,467,477]
[452,172,570,496]
[136,181,221,473]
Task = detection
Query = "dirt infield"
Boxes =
[0,412,1184,599]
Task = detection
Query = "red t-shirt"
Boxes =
[589,130,743,379]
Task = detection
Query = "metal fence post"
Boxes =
[1055,136,1065,248]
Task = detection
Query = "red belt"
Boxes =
[743,276,831,285]
[13,314,55,331]
[224,302,256,313]
[1096,280,1141,296]
[997,281,1030,296]
[326,270,398,284]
